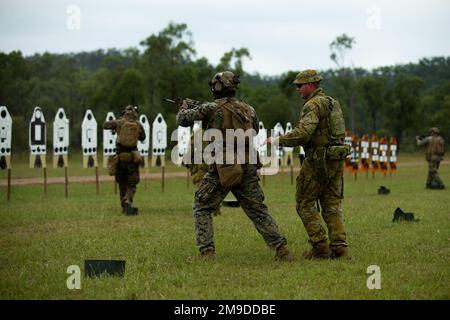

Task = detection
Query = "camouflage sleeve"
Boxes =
[176,102,218,127]
[417,136,431,147]
[278,102,320,147]
[103,120,118,130]
[138,122,146,142]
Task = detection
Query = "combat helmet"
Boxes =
[293,69,323,85]
[209,71,240,93]
[429,127,440,134]
[123,105,138,120]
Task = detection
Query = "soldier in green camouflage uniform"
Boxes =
[103,106,146,215]
[176,71,292,261]
[416,127,446,189]
[269,70,349,259]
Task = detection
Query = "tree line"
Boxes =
[1,22,449,153]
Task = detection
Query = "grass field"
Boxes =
[0,153,449,299]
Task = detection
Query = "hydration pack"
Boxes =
[117,120,140,148]
[326,96,346,143]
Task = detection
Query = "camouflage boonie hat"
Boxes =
[429,127,440,134]
[210,71,240,92]
[293,69,323,84]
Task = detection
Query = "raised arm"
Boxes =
[278,103,320,147]
[176,102,217,127]
[103,120,118,130]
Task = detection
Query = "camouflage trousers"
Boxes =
[296,158,347,248]
[193,164,287,253]
[427,158,445,188]
[115,160,140,207]
[190,163,221,216]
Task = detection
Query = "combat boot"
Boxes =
[303,241,331,260]
[331,246,350,259]
[122,202,137,216]
[275,245,294,262]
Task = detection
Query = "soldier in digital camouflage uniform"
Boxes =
[268,70,349,259]
[176,71,293,261]
[103,105,146,215]
[416,127,446,189]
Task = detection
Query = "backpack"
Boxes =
[431,136,445,156]
[219,99,254,131]
[326,96,346,142]
[117,120,140,148]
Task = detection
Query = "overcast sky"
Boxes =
[1,0,449,75]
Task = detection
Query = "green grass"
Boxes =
[0,153,449,299]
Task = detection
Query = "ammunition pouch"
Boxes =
[107,155,119,176]
[118,151,142,165]
[327,145,350,160]
[131,150,142,164]
[118,152,132,163]
[216,163,243,188]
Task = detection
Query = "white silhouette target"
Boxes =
[0,106,12,156]
[81,110,97,156]
[300,146,305,158]
[53,108,69,156]
[152,113,167,156]
[29,106,47,155]
[283,122,294,153]
[254,121,267,157]
[138,114,150,157]
[273,122,284,159]
[103,112,116,156]
[177,126,191,158]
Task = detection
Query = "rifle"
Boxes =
[163,98,201,109]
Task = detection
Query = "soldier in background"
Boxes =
[267,70,350,260]
[176,70,293,261]
[416,127,446,189]
[104,105,146,215]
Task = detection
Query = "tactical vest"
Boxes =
[219,98,254,132]
[211,98,252,155]
[211,98,255,187]
[117,119,140,148]
[427,135,445,160]
[310,96,346,147]
[308,95,348,183]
